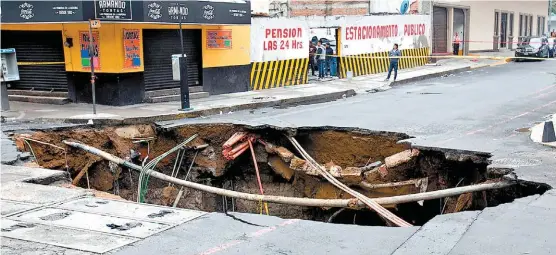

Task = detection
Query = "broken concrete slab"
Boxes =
[54,197,206,225]
[1,200,40,216]
[392,211,481,255]
[0,182,90,204]
[0,165,68,184]
[449,205,556,255]
[339,167,363,185]
[110,212,418,255]
[0,219,139,254]
[9,208,170,238]
[1,237,94,255]
[384,149,420,169]
[267,155,294,180]
[528,191,556,209]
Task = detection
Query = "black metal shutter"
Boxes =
[143,29,202,91]
[1,31,67,91]
[433,7,448,54]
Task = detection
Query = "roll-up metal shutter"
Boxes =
[433,7,448,54]
[143,29,202,91]
[1,31,67,91]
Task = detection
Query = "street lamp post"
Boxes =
[178,4,191,111]
[88,20,97,115]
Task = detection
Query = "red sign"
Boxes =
[207,29,233,49]
[123,29,141,69]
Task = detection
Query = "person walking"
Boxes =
[309,41,316,76]
[385,43,401,82]
[325,43,334,77]
[316,41,326,79]
[453,32,461,55]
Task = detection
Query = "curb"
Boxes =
[388,66,472,86]
[30,62,507,126]
[37,89,356,125]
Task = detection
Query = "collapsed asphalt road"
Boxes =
[160,60,556,187]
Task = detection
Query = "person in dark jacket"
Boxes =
[385,43,401,82]
[309,41,316,76]
[325,43,334,77]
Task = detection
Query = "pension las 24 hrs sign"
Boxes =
[251,19,309,62]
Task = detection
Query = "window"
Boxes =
[529,15,533,36]
[537,16,541,35]
[519,14,523,36]
[494,11,499,35]
[510,13,514,36]
[541,16,546,35]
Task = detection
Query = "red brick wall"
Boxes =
[288,0,369,17]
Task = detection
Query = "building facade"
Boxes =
[432,0,550,54]
[249,0,431,90]
[1,0,251,106]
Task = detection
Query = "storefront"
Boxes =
[1,0,251,106]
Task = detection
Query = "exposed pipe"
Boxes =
[63,140,515,209]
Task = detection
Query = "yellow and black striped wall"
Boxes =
[250,58,308,90]
[339,48,430,78]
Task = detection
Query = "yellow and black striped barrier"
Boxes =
[339,48,429,78]
[250,58,308,90]
[250,51,553,90]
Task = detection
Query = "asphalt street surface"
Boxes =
[162,60,556,187]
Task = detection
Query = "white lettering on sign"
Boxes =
[98,0,126,9]
[251,19,309,62]
[340,15,430,55]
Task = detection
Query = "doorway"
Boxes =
[453,8,465,55]
[500,12,508,48]
[433,6,448,54]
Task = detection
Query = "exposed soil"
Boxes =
[13,123,551,226]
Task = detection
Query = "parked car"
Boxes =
[549,38,556,58]
[515,37,550,61]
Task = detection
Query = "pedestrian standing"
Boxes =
[325,43,334,77]
[309,41,316,76]
[316,41,326,79]
[453,32,461,55]
[385,43,401,82]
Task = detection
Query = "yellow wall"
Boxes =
[2,23,250,73]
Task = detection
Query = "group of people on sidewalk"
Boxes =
[309,40,335,79]
[309,40,402,82]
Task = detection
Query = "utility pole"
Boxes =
[178,4,191,110]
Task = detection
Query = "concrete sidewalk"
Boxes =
[1,57,507,125]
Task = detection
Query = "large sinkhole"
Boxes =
[13,123,550,226]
